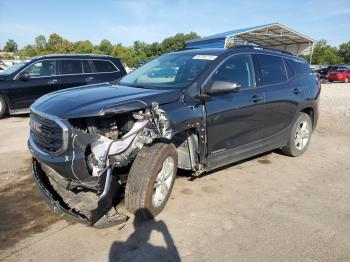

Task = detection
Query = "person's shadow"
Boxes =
[109,208,180,262]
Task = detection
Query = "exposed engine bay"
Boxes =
[70,102,172,177]
[31,102,175,227]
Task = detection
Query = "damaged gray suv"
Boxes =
[29,46,320,227]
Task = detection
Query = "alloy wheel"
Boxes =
[152,156,175,208]
[294,120,310,150]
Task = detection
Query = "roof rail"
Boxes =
[36,54,115,58]
[228,45,293,56]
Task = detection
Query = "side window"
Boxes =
[284,58,296,79]
[59,60,83,75]
[82,60,93,73]
[212,54,255,89]
[24,60,56,77]
[255,54,287,85]
[288,58,311,74]
[92,60,118,73]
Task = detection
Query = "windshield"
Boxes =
[0,60,30,75]
[119,53,217,88]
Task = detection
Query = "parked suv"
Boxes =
[0,54,127,118]
[28,46,320,227]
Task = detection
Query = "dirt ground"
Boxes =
[0,83,349,262]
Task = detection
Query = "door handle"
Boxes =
[48,79,58,84]
[293,88,302,94]
[85,76,94,81]
[250,95,263,103]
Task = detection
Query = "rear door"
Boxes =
[91,59,122,82]
[253,54,305,143]
[9,59,59,109]
[57,59,86,90]
[204,53,265,157]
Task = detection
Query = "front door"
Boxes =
[10,60,59,110]
[204,53,265,157]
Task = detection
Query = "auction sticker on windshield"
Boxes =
[192,55,218,60]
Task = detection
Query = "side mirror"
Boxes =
[206,80,241,95]
[18,72,30,81]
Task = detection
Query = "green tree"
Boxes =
[35,35,46,50]
[14,31,203,66]
[3,39,18,52]
[112,44,139,68]
[160,32,200,54]
[46,33,64,53]
[22,45,38,57]
[73,40,94,54]
[60,39,74,53]
[311,39,342,65]
[99,39,113,55]
[338,41,350,64]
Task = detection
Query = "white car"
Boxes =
[0,60,8,72]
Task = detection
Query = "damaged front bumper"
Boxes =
[32,159,128,227]
[28,103,172,227]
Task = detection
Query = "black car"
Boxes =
[28,46,320,227]
[0,54,127,118]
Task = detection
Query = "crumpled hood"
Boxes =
[31,83,181,119]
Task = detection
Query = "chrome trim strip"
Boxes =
[14,58,120,80]
[9,108,30,115]
[30,107,69,156]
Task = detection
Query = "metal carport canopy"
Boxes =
[186,23,315,58]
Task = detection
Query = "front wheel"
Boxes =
[0,96,7,118]
[125,142,178,219]
[282,113,312,157]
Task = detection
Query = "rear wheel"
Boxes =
[0,96,7,118]
[125,142,178,219]
[282,113,312,157]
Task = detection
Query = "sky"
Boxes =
[0,0,350,49]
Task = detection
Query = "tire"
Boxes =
[0,96,7,118]
[282,112,312,157]
[125,142,178,219]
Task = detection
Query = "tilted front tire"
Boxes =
[282,112,312,157]
[125,142,178,219]
[0,96,7,118]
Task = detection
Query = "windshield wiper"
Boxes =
[119,82,153,89]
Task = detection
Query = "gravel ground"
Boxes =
[0,83,349,262]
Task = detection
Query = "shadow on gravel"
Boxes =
[0,172,60,250]
[109,208,180,262]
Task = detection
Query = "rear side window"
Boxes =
[284,59,296,79]
[287,58,310,74]
[82,60,93,73]
[60,60,83,75]
[212,54,255,89]
[255,54,287,85]
[92,60,118,73]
